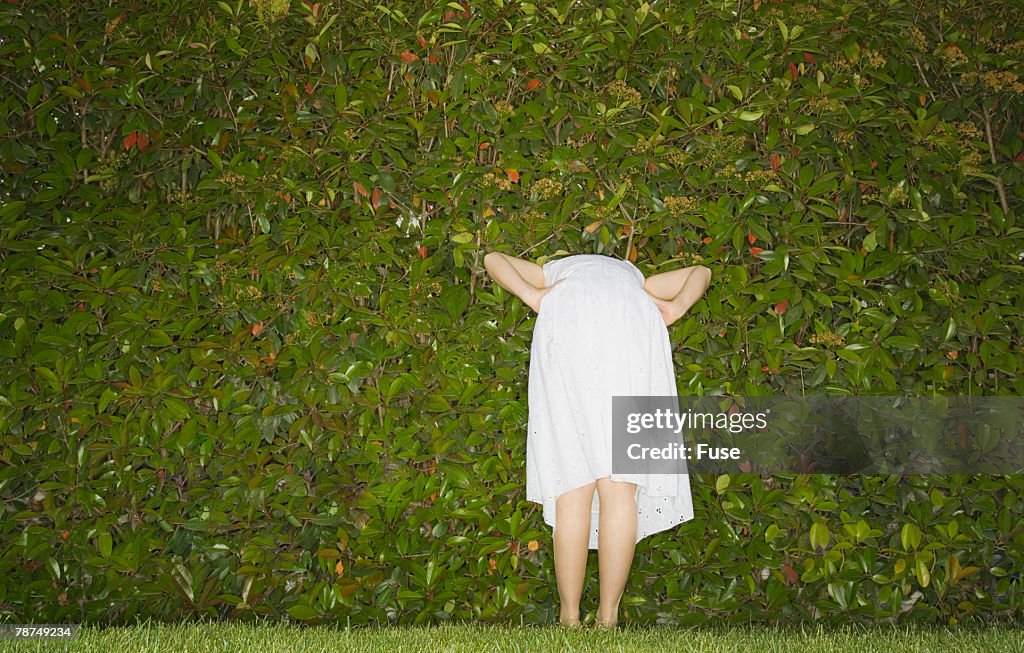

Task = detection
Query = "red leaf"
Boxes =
[782,564,798,583]
[478,141,490,149]
[399,51,419,65]
[774,300,789,314]
[122,131,137,150]
[526,78,541,91]
[789,61,799,79]
[251,321,264,337]
[305,81,313,94]
[371,187,383,209]
[750,246,764,256]
[769,153,781,171]
[701,73,713,87]
[747,233,756,244]
[428,52,440,64]
[353,181,369,198]
[136,131,150,150]
[1015,152,1024,162]
[647,160,657,172]
[418,246,428,259]
[803,52,816,64]
[417,34,428,49]
[506,168,519,183]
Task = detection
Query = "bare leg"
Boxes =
[595,477,638,627]
[553,481,595,625]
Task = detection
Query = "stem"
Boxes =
[980,103,1011,216]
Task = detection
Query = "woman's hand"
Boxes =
[527,279,564,313]
[646,291,686,326]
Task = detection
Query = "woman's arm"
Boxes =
[643,265,712,327]
[483,251,558,313]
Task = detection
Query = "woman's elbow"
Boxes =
[698,265,712,285]
[483,251,502,271]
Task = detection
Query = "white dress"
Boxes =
[526,254,694,549]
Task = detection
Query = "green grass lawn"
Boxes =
[2,620,1022,652]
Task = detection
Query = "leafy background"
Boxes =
[1,0,1023,626]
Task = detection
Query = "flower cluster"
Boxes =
[937,43,968,67]
[493,99,515,116]
[472,56,497,79]
[743,168,777,185]
[605,79,642,105]
[793,2,824,18]
[214,258,235,283]
[219,171,247,188]
[303,309,327,328]
[530,177,563,200]
[664,146,689,167]
[1000,40,1024,56]
[952,120,983,141]
[934,278,959,304]
[676,251,704,266]
[508,208,544,225]
[882,185,909,206]
[862,48,887,69]
[235,285,264,301]
[694,132,746,169]
[959,149,984,174]
[906,26,928,51]
[566,132,596,148]
[167,189,199,209]
[94,151,130,193]
[809,331,845,347]
[252,0,290,25]
[832,128,855,146]
[664,195,698,218]
[808,95,843,113]
[979,70,1024,93]
[829,56,855,76]
[630,139,656,155]
[942,120,985,174]
[718,163,742,179]
[480,171,515,191]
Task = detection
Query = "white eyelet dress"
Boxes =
[526,254,695,549]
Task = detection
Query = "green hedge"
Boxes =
[1,0,1023,626]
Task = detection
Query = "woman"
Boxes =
[483,251,712,629]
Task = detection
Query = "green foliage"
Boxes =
[1,0,1023,628]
